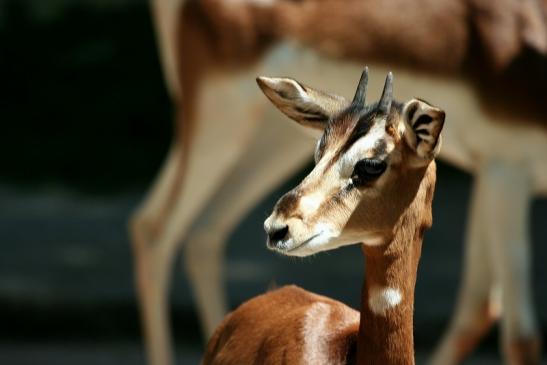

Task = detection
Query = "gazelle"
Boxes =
[203,69,444,365]
[133,0,547,364]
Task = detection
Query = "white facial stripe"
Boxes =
[340,120,388,176]
[272,118,394,258]
[299,193,323,215]
[368,287,402,316]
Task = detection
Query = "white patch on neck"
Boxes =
[368,287,402,316]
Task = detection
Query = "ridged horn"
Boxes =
[352,67,369,106]
[378,72,393,114]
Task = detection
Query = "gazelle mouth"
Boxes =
[285,233,321,253]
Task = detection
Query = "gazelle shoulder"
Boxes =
[203,285,359,365]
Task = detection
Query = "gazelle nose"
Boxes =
[267,225,289,243]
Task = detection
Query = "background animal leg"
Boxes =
[482,160,541,365]
[184,113,313,338]
[131,72,266,364]
[130,142,185,365]
[430,164,501,365]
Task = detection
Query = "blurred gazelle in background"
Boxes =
[130,0,547,364]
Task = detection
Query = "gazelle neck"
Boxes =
[356,163,436,365]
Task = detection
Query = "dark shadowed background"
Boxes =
[0,1,546,364]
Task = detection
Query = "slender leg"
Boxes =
[133,0,183,359]
[130,143,182,243]
[149,0,180,98]
[184,111,313,337]
[481,160,541,365]
[130,142,185,365]
[430,164,502,365]
[131,72,267,365]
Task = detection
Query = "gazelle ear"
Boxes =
[256,76,348,131]
[402,98,445,161]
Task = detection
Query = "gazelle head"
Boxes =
[258,68,445,257]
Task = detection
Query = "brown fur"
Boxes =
[202,285,360,365]
[203,69,443,363]
[504,336,543,365]
[203,163,437,365]
[451,299,502,362]
[357,163,436,364]
[274,189,302,219]
[178,0,547,128]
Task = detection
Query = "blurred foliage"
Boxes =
[0,0,172,193]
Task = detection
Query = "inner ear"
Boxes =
[402,99,445,161]
[413,115,433,130]
[256,76,348,131]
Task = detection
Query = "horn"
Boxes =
[379,72,393,114]
[352,67,369,106]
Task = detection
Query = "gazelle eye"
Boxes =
[351,159,387,186]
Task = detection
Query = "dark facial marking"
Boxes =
[372,139,387,157]
[274,188,301,218]
[317,102,400,171]
[315,133,328,162]
[295,80,308,92]
[339,109,376,155]
[316,104,378,171]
